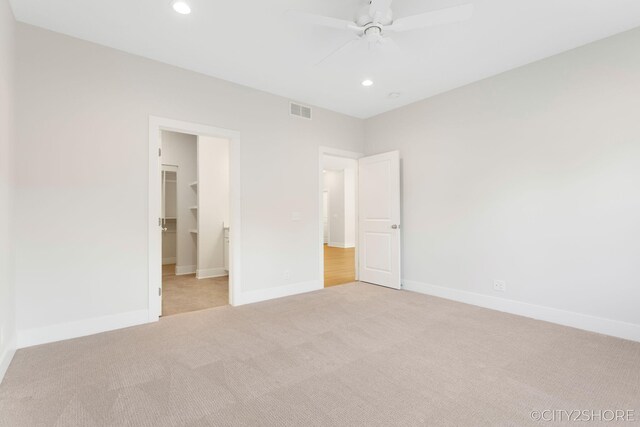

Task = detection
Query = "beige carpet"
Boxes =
[162,264,228,317]
[1,283,639,426]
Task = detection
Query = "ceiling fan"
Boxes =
[287,0,474,64]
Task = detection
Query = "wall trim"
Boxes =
[403,280,640,343]
[328,242,355,249]
[17,309,151,349]
[13,279,320,350]
[175,265,196,275]
[235,280,322,306]
[0,341,16,384]
[162,257,176,265]
[196,267,228,279]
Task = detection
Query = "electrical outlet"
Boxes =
[493,280,506,292]
[283,270,291,280]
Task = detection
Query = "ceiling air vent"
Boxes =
[290,102,312,120]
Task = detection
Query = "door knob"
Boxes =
[391,224,400,229]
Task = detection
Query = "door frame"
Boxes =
[149,116,242,321]
[318,146,363,284]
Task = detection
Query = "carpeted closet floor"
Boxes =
[162,264,228,316]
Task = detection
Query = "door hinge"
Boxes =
[158,218,162,226]
[159,288,162,296]
[158,148,162,157]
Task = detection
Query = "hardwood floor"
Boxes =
[162,264,228,316]
[324,244,356,287]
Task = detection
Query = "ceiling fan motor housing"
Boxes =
[364,25,384,42]
[356,4,393,26]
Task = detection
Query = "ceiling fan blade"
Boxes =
[376,37,407,63]
[381,37,401,53]
[369,0,394,21]
[285,10,356,31]
[386,3,474,32]
[316,38,361,66]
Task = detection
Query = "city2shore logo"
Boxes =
[530,409,637,423]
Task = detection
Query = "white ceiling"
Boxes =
[10,0,640,118]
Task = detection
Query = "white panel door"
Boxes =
[358,151,401,289]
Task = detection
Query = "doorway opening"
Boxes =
[319,148,402,291]
[160,131,230,316]
[320,149,360,287]
[149,117,241,321]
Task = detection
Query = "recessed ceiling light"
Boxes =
[172,0,191,14]
[388,92,401,99]
[361,79,374,87]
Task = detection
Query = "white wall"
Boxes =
[13,16,638,347]
[365,28,640,340]
[322,191,329,244]
[14,24,364,341]
[0,0,16,380]
[324,170,345,247]
[197,136,229,278]
[161,131,197,273]
[322,156,357,248]
[343,167,356,248]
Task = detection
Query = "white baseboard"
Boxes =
[0,340,16,384]
[17,309,151,349]
[235,280,322,306]
[162,257,176,265]
[403,280,640,343]
[12,279,320,349]
[328,242,355,249]
[175,265,196,275]
[196,267,228,279]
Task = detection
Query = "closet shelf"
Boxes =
[189,229,198,234]
[189,206,198,210]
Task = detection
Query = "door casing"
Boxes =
[149,116,242,321]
